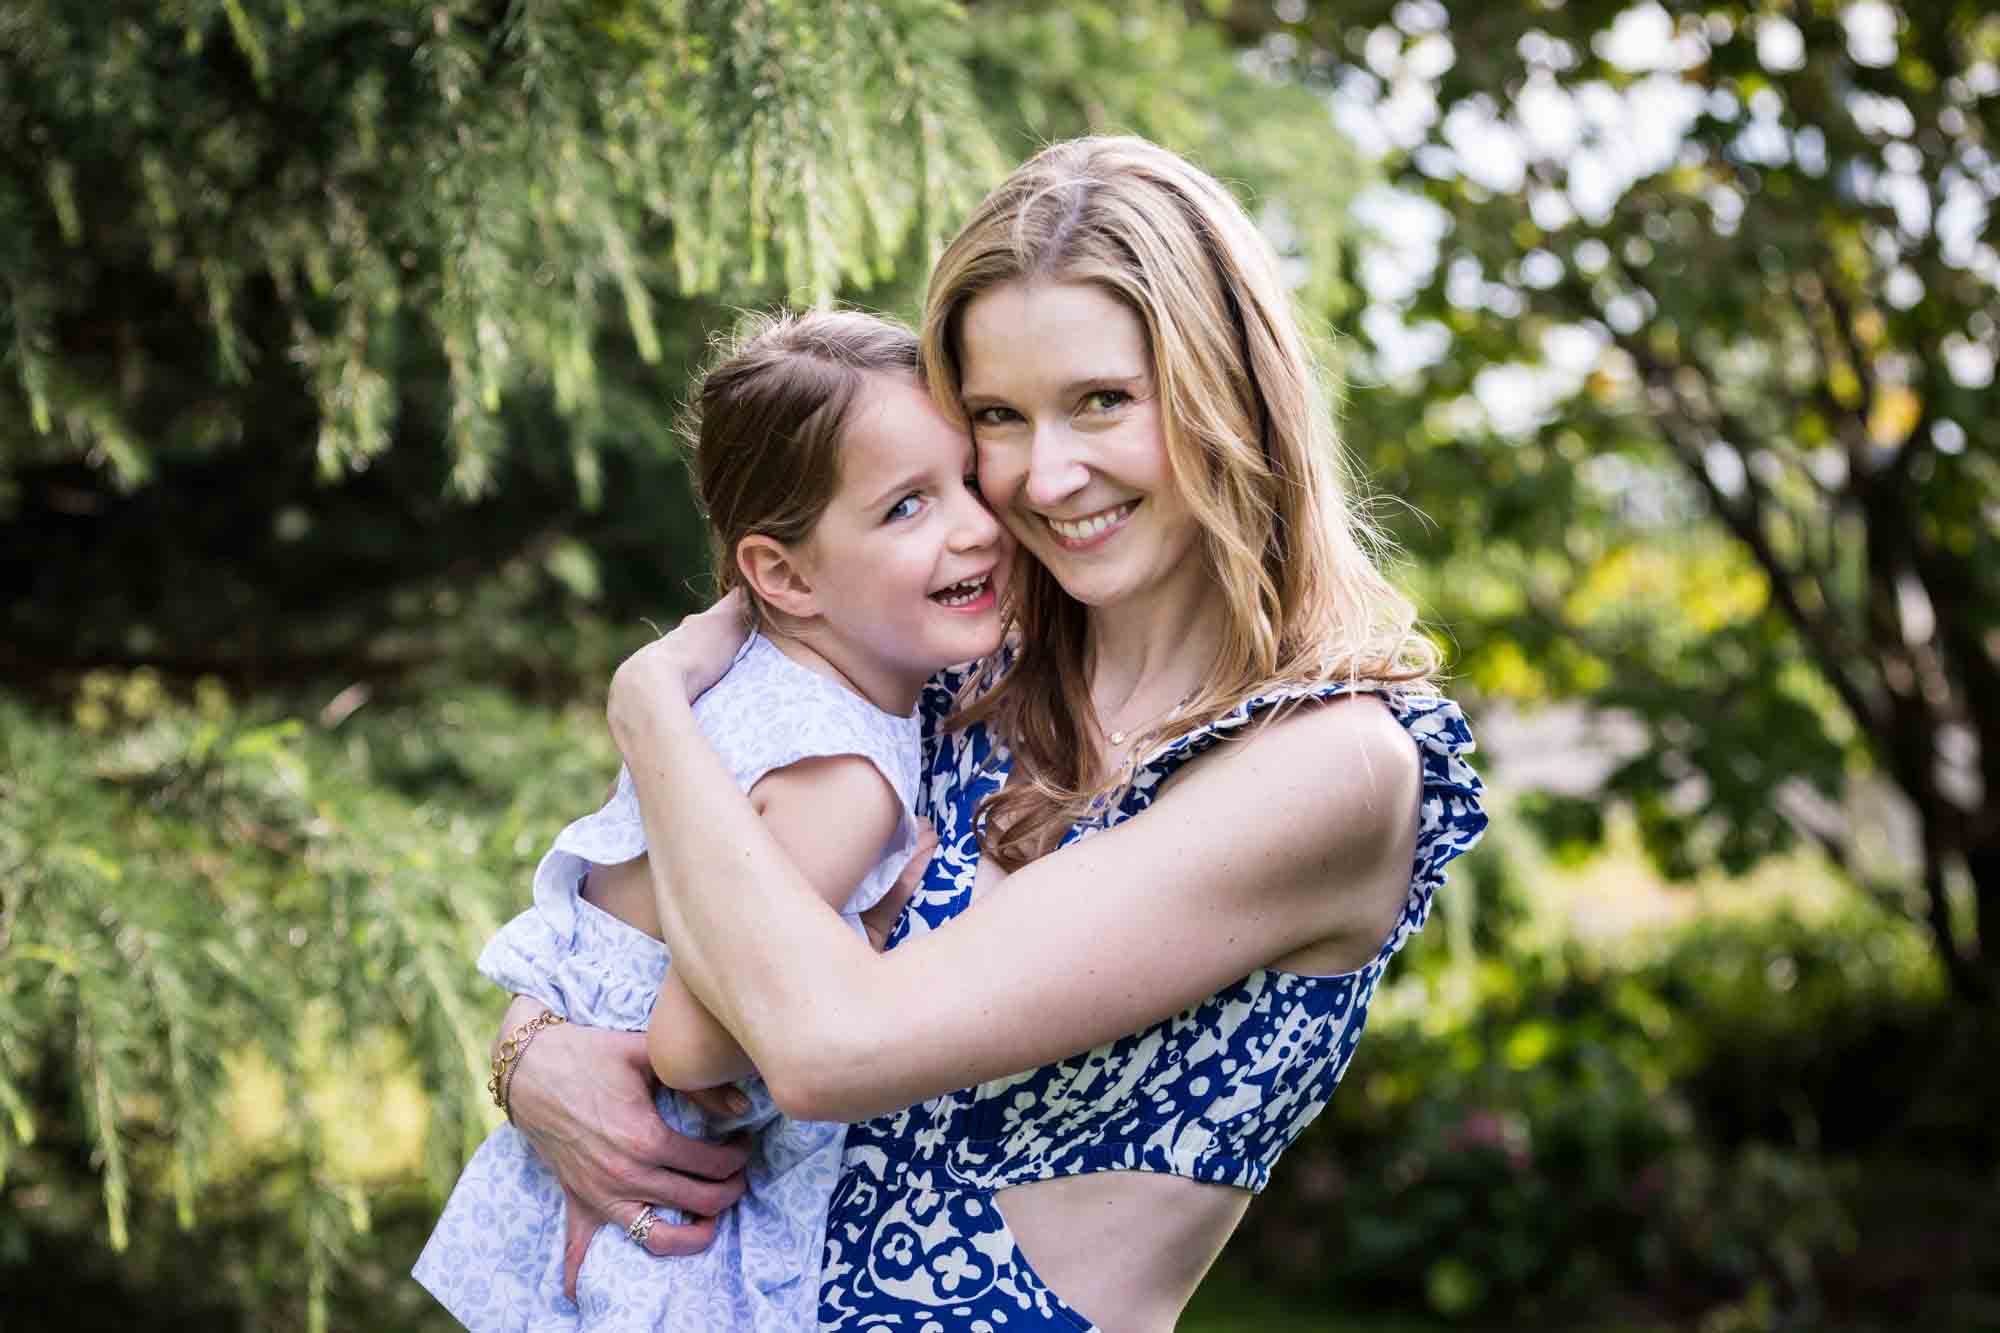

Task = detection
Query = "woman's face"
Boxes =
[956,281,1202,612]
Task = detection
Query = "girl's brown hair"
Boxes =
[685,310,920,614]
[922,136,1437,871]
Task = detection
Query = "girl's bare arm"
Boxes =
[642,755,901,1091]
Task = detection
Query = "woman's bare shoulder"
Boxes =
[1170,687,1421,837]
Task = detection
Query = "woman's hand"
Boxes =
[501,1000,752,1299]
[609,591,752,740]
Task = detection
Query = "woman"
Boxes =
[505,136,1485,1330]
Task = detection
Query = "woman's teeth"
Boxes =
[932,575,988,606]
[1047,503,1136,543]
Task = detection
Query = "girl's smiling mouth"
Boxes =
[930,571,995,609]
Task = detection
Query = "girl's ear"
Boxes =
[736,536,820,620]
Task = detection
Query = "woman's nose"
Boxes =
[1022,426,1090,510]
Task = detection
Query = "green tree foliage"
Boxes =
[1232,0,2000,1002]
[0,0,1362,679]
[2,0,998,488]
[0,3,1367,1323]
[2,0,1001,676]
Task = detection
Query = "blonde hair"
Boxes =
[921,136,1436,870]
[684,309,920,619]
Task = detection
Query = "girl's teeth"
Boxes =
[935,577,986,606]
[1049,503,1134,542]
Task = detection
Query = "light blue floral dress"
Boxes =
[414,633,921,1333]
[818,670,1487,1329]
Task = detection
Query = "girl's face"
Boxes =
[956,281,1202,614]
[794,372,1009,703]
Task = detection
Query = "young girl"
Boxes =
[413,310,1008,1332]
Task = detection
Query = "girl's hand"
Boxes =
[500,1003,751,1299]
[858,819,937,951]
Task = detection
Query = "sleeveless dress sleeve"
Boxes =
[679,634,923,920]
[1375,690,1486,962]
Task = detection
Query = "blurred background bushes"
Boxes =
[4,1,1996,1329]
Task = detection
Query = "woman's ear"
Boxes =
[736,536,820,621]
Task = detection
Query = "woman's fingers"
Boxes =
[621,1153,744,1217]
[670,588,752,691]
[636,588,752,701]
[630,1202,721,1258]
[559,1194,728,1300]
[607,594,751,747]
[561,1191,600,1302]
[609,1038,754,1185]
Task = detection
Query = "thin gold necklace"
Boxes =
[1100,691,1195,747]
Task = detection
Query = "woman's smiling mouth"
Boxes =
[1045,501,1138,548]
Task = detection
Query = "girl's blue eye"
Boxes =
[970,406,1019,427]
[885,493,922,522]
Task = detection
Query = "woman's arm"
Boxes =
[611,636,1421,1124]
[641,756,902,1090]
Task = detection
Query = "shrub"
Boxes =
[0,672,615,1330]
[1231,908,1946,1328]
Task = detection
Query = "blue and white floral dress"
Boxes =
[415,633,921,1333]
[817,672,1486,1329]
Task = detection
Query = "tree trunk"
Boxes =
[1966,836,2000,1006]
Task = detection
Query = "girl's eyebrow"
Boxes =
[865,441,976,509]
[864,469,931,511]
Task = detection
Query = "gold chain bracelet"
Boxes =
[489,1010,566,1122]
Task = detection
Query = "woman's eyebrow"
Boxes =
[961,371,1146,405]
[1058,373,1144,395]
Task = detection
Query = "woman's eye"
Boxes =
[1081,389,1129,413]
[969,405,1019,428]
[885,493,923,522]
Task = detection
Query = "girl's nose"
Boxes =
[947,483,1003,552]
[1022,426,1090,510]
